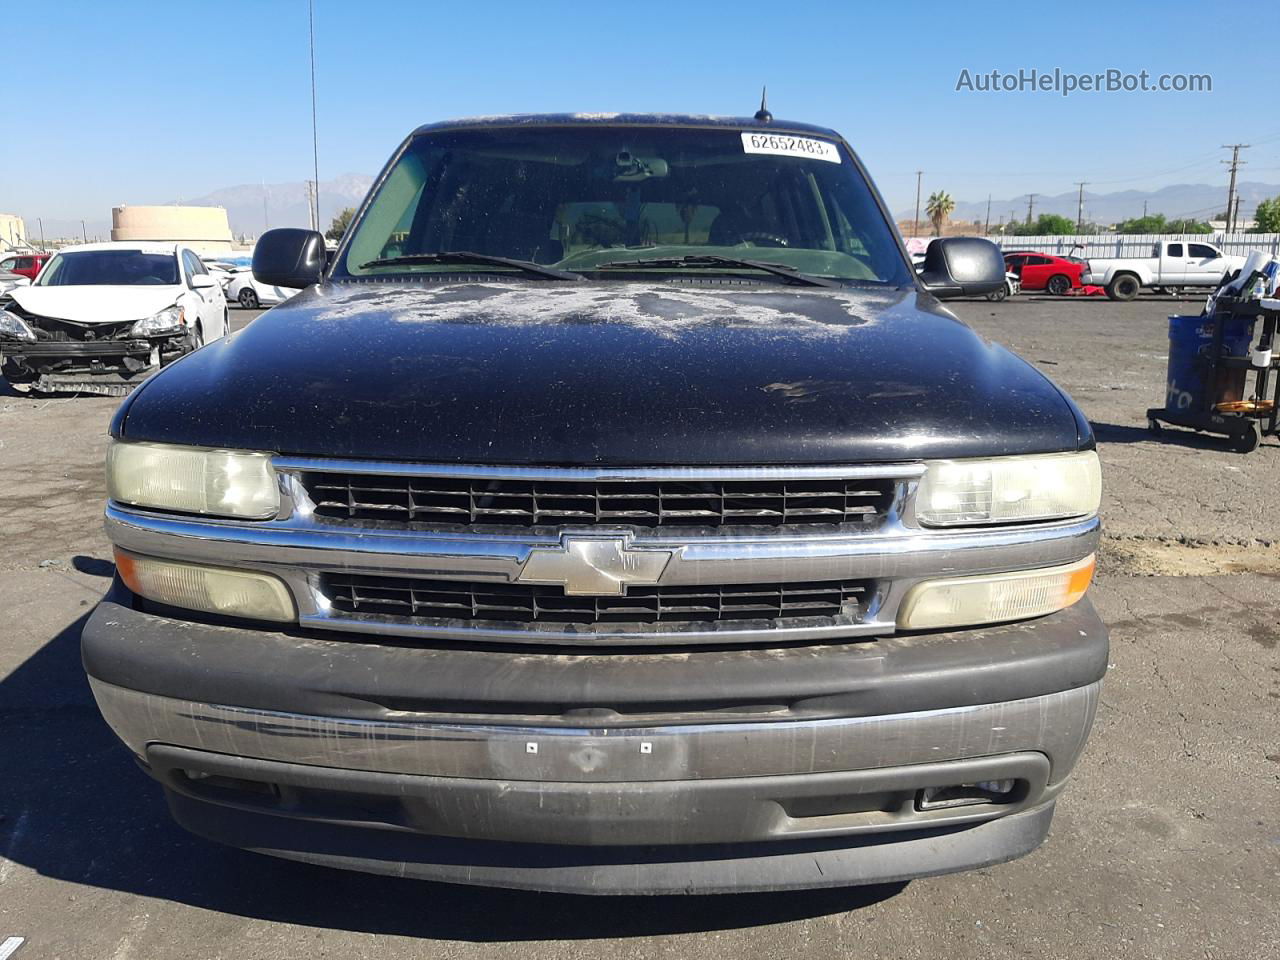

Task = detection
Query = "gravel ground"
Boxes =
[0,297,1276,960]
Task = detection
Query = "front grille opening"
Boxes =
[301,473,896,530]
[916,779,1025,811]
[178,769,280,799]
[322,573,872,627]
[175,769,406,826]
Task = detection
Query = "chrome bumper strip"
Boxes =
[103,457,1098,645]
[271,457,927,482]
[105,504,1098,644]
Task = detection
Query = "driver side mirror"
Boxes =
[918,237,1005,299]
[253,228,326,288]
[191,274,218,289]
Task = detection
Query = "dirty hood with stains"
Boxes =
[113,281,1087,463]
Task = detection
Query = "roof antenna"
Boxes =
[754,86,772,123]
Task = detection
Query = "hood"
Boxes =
[115,280,1084,464]
[11,285,181,324]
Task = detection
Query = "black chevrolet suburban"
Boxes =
[83,114,1107,894]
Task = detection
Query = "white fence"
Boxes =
[984,233,1280,259]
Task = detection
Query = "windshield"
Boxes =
[37,250,179,286]
[336,125,911,286]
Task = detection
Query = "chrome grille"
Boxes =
[322,573,871,626]
[301,473,895,529]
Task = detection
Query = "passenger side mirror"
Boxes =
[253,228,327,288]
[918,237,1006,299]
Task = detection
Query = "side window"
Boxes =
[1030,256,1052,266]
[1188,243,1217,259]
[14,257,32,270]
[181,250,202,285]
[1166,243,1184,258]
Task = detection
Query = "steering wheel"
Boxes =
[731,232,790,248]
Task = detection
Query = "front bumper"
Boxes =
[2,339,159,394]
[0,339,151,358]
[84,594,1106,893]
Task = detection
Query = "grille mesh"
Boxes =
[322,573,871,626]
[303,473,895,529]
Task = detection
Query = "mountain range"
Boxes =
[897,181,1280,228]
[23,176,1280,246]
[24,174,375,244]
[183,173,375,238]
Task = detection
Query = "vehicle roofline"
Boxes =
[44,241,187,254]
[407,113,843,139]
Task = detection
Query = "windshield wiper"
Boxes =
[593,254,840,288]
[359,252,584,281]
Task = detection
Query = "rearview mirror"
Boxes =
[918,237,1005,299]
[253,228,326,288]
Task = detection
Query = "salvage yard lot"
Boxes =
[1,297,1276,959]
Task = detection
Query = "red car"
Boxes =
[0,252,50,280]
[1002,251,1088,295]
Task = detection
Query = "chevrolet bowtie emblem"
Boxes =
[517,534,676,596]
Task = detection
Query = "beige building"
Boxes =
[0,213,27,251]
[111,205,234,256]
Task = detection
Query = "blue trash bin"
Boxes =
[1164,314,1255,413]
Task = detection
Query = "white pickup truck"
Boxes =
[1084,240,1245,300]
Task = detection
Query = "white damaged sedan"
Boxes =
[0,241,228,395]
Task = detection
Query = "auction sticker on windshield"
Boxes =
[740,132,841,163]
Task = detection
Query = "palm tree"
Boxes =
[926,191,955,237]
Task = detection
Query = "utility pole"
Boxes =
[984,194,991,235]
[1025,194,1036,226]
[1074,182,1088,234]
[308,0,321,234]
[1142,199,1148,218]
[37,218,46,252]
[262,180,270,232]
[305,181,317,231]
[1221,143,1249,234]
[80,220,87,243]
[912,171,923,238]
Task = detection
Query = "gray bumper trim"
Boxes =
[167,788,1058,895]
[148,743,1056,845]
[90,677,1100,784]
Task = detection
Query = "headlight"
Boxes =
[129,305,185,338]
[114,549,295,622]
[0,308,36,341]
[897,555,1095,630]
[916,451,1101,526]
[107,441,280,519]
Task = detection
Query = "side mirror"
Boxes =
[918,237,1006,299]
[191,274,218,289]
[253,228,326,288]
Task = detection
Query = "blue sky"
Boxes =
[6,0,1279,224]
